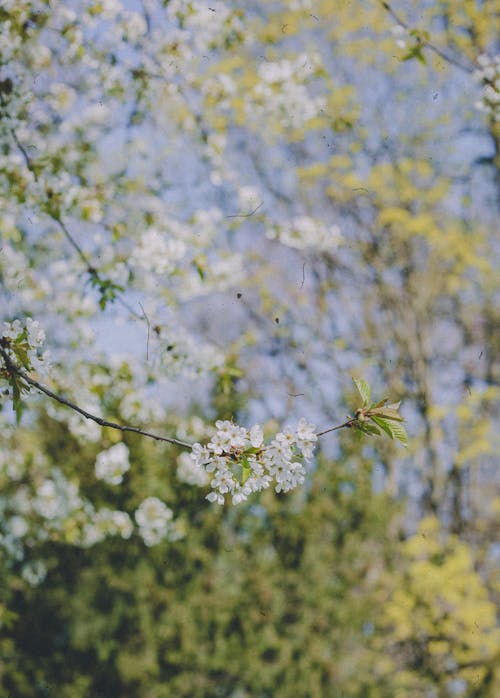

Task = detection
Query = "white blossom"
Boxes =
[131,229,187,276]
[0,317,51,376]
[191,418,317,506]
[177,451,209,486]
[21,560,48,586]
[135,496,174,546]
[267,216,342,252]
[95,442,130,485]
[473,54,500,121]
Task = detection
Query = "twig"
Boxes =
[53,216,143,321]
[11,129,142,322]
[380,0,473,74]
[11,129,38,181]
[138,302,150,361]
[226,201,264,219]
[1,348,192,449]
[316,419,355,437]
[53,215,94,269]
[2,348,355,450]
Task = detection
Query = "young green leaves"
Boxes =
[352,377,408,448]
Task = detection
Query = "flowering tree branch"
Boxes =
[10,129,143,321]
[1,323,407,507]
[0,346,192,449]
[0,345,356,450]
[379,0,473,73]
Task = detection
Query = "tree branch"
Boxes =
[1,348,193,449]
[1,348,354,450]
[316,419,355,437]
[11,128,143,322]
[379,0,473,74]
[11,129,38,181]
[52,216,143,320]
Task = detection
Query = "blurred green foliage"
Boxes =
[1,403,498,698]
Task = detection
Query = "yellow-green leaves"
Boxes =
[352,377,371,406]
[352,377,408,448]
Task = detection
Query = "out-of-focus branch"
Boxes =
[379,0,473,74]
[11,129,142,321]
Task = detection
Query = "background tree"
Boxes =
[1,1,499,696]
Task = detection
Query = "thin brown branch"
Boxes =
[53,215,143,320]
[2,345,355,450]
[138,301,150,361]
[316,419,356,437]
[11,129,38,181]
[53,215,94,269]
[226,202,264,218]
[1,348,192,449]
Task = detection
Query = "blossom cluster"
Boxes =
[474,54,500,121]
[267,216,343,252]
[190,418,317,505]
[0,445,182,578]
[135,496,178,547]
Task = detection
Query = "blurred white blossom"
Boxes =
[474,54,500,121]
[267,216,342,252]
[135,496,174,546]
[177,451,210,486]
[95,442,130,485]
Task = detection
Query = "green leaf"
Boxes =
[352,377,371,406]
[387,421,408,448]
[403,45,426,64]
[370,415,394,439]
[13,345,31,371]
[356,421,380,437]
[194,261,205,280]
[241,457,251,485]
[11,376,24,424]
[370,398,388,409]
[368,407,404,422]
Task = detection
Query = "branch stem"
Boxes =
[316,419,355,437]
[1,350,353,450]
[380,0,473,74]
[1,349,192,449]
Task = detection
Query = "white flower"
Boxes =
[474,54,500,120]
[268,216,342,252]
[1,319,22,340]
[296,417,317,443]
[9,515,28,538]
[200,418,315,505]
[95,442,130,485]
[191,442,211,464]
[131,229,186,275]
[135,496,173,527]
[177,451,209,486]
[249,424,264,448]
[34,480,59,519]
[206,491,225,505]
[135,497,174,546]
[94,508,133,540]
[26,317,45,346]
[21,560,47,586]
[295,418,317,461]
